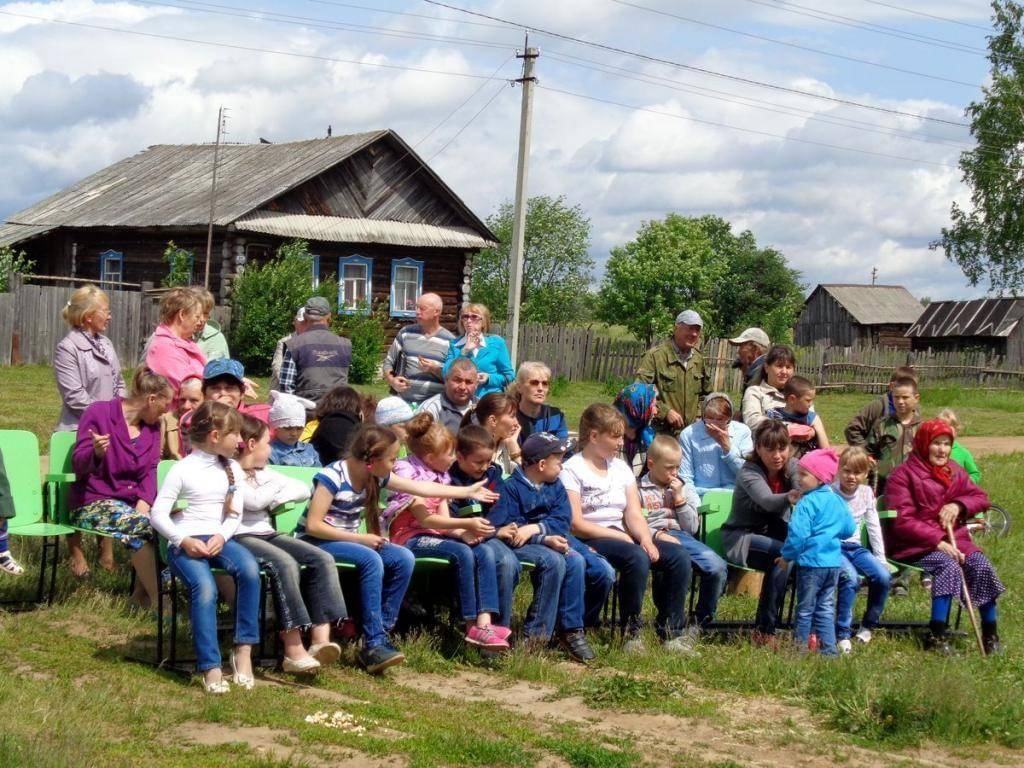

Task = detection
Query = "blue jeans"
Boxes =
[166,536,262,672]
[663,530,728,625]
[836,542,891,639]
[513,543,586,638]
[304,537,414,649]
[481,537,520,627]
[569,537,616,628]
[742,534,789,635]
[794,566,840,656]
[405,535,500,623]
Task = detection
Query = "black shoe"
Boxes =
[559,630,596,663]
[358,643,406,674]
[923,624,955,656]
[983,632,1003,656]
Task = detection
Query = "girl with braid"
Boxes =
[151,401,261,694]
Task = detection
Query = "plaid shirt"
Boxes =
[279,349,297,393]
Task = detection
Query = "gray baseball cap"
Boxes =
[675,309,703,327]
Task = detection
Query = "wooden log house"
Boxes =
[794,283,924,350]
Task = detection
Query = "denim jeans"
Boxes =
[569,538,616,628]
[742,533,789,635]
[405,535,500,622]
[236,534,348,631]
[166,536,262,672]
[303,537,414,649]
[794,566,840,656]
[584,536,691,638]
[513,543,586,638]
[480,537,520,627]
[836,542,891,639]
[663,530,728,625]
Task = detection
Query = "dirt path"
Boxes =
[957,436,1024,456]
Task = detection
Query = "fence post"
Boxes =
[818,347,829,387]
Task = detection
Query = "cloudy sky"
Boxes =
[0,0,1002,300]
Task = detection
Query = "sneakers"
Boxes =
[465,625,510,650]
[838,638,852,655]
[855,628,873,644]
[282,655,321,674]
[662,631,698,655]
[309,641,342,666]
[488,625,513,642]
[358,643,406,674]
[623,632,646,654]
[559,630,596,663]
[0,552,24,576]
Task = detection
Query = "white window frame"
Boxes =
[338,255,373,314]
[389,258,423,318]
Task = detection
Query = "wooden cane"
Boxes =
[946,523,986,656]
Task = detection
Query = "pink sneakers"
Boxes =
[465,625,510,649]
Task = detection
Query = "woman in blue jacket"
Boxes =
[443,303,514,397]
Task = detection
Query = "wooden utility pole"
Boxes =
[506,42,538,367]
[204,106,228,289]
[871,266,878,285]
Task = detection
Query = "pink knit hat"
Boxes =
[798,448,840,485]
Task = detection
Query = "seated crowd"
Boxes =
[0,288,1006,694]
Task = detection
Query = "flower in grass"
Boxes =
[304,710,370,734]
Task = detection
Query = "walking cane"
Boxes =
[945,524,986,656]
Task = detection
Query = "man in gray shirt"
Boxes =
[418,358,479,433]
[382,292,454,404]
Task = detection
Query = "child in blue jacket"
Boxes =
[488,432,614,660]
[779,448,855,656]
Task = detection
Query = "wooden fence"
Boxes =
[497,323,1024,390]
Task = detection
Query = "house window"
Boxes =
[338,255,373,314]
[99,250,123,287]
[310,254,321,289]
[245,243,272,262]
[390,258,423,318]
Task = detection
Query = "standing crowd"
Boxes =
[0,285,1006,693]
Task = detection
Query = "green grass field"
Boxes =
[2,366,1024,765]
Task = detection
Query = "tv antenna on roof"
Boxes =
[204,105,231,289]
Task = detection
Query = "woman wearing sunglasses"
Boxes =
[442,303,515,398]
[514,361,568,445]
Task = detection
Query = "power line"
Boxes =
[0,8,504,81]
[303,0,512,30]
[610,0,979,87]
[422,0,974,127]
[539,83,962,169]
[857,0,995,32]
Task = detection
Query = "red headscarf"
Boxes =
[913,419,956,487]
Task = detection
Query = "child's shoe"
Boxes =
[230,649,256,690]
[358,643,406,674]
[465,625,510,650]
[0,552,24,576]
[282,655,321,674]
[558,630,596,663]
[838,638,852,655]
[662,632,697,655]
[854,628,873,644]
[623,631,646,654]
[489,625,512,642]
[309,641,342,665]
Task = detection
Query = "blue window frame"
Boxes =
[390,258,424,318]
[99,250,123,288]
[310,254,321,289]
[338,255,372,314]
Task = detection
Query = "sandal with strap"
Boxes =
[0,553,24,576]
[202,676,231,695]
[230,649,255,690]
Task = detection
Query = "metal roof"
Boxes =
[814,284,924,325]
[3,130,493,242]
[234,211,495,249]
[905,298,1024,338]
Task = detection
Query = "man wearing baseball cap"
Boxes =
[280,297,352,402]
[636,309,710,437]
[728,327,771,392]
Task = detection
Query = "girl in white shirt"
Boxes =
[235,415,348,674]
[151,401,259,694]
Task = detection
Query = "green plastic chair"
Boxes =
[2,430,76,605]
[698,489,734,558]
[45,430,78,525]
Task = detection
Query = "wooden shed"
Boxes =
[0,130,496,331]
[794,284,924,349]
[905,297,1024,366]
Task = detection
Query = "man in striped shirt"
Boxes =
[382,293,454,404]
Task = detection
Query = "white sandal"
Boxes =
[230,649,255,690]
[0,553,24,576]
[201,675,230,695]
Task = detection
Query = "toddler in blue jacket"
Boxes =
[779,448,855,656]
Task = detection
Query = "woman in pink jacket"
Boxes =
[145,288,206,407]
[886,419,1004,655]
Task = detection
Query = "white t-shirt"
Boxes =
[559,453,636,529]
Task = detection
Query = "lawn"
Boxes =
[1,365,1023,765]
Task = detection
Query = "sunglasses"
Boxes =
[461,313,483,321]
[528,379,550,387]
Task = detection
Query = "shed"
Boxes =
[905,298,1024,365]
[794,284,924,349]
[0,130,496,331]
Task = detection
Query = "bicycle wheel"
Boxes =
[970,504,1011,539]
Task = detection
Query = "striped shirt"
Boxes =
[382,323,455,403]
[297,459,390,535]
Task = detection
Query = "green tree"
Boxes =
[471,195,594,324]
[933,1,1024,293]
[162,241,194,288]
[597,214,803,345]
[0,245,34,292]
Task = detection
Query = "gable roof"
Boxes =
[906,298,1024,339]
[810,284,923,325]
[3,130,494,242]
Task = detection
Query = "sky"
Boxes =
[0,0,1005,301]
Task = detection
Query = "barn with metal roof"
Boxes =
[794,284,925,349]
[905,298,1024,365]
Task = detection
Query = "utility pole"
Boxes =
[871,266,878,285]
[204,106,229,289]
[506,40,538,368]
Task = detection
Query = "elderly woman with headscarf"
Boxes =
[613,383,657,466]
[885,419,1005,655]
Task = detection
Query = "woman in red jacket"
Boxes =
[886,419,1004,654]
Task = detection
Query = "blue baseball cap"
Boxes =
[203,358,245,385]
[522,432,568,465]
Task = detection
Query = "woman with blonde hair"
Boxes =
[513,361,568,444]
[442,303,514,397]
[145,287,206,406]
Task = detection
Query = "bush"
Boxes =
[334,300,389,385]
[0,245,34,292]
[162,241,194,288]
[228,240,332,375]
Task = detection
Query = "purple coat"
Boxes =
[71,398,160,510]
[53,329,125,432]
[885,453,990,562]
